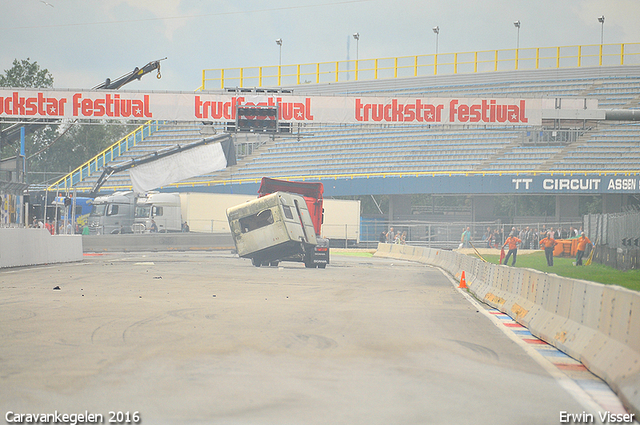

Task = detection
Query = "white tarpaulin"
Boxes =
[129,142,228,193]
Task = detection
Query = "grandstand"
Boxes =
[45,44,640,225]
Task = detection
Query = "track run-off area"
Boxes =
[0,251,633,425]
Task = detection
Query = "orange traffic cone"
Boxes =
[458,271,467,289]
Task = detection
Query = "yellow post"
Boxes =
[434,54,438,75]
[316,63,320,83]
[278,65,282,86]
[557,47,560,68]
[599,44,603,66]
[375,59,378,79]
[494,50,498,71]
[621,43,625,65]
[578,45,582,67]
[259,67,263,87]
[474,51,478,73]
[201,69,206,91]
[454,53,458,74]
[394,57,398,78]
[240,68,243,88]
[220,69,225,89]
[536,48,540,69]
[414,55,418,77]
[356,59,359,80]
[515,48,518,70]
[335,61,339,82]
[297,64,301,85]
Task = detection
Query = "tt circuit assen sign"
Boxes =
[0,89,543,126]
[511,176,640,194]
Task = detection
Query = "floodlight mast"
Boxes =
[276,39,283,67]
[432,26,439,55]
[598,15,605,45]
[353,33,360,61]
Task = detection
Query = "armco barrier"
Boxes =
[0,228,82,269]
[374,243,640,417]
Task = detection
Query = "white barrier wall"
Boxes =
[375,243,640,417]
[0,228,83,269]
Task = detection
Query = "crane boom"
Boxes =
[93,58,167,90]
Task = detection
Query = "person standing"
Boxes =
[461,227,471,248]
[575,232,593,266]
[539,232,558,266]
[386,227,395,244]
[502,233,522,266]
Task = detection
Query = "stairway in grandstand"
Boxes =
[49,65,640,194]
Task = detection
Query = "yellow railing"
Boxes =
[200,42,640,90]
[47,120,161,192]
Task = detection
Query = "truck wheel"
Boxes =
[318,263,326,269]
[252,258,261,267]
[270,261,279,267]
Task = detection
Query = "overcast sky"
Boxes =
[1,0,639,92]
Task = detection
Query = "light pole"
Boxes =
[353,32,360,81]
[597,15,605,45]
[432,26,439,55]
[275,38,283,67]
[353,33,360,61]
[514,20,521,70]
[276,38,283,85]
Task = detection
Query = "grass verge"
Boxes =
[478,251,640,292]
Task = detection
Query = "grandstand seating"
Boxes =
[51,65,640,193]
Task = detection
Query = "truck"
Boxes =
[133,192,183,233]
[87,191,136,234]
[226,177,330,268]
[88,191,183,234]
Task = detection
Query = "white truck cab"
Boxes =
[133,192,182,233]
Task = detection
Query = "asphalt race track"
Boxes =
[0,251,611,424]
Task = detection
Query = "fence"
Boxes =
[360,218,582,249]
[200,42,640,90]
[585,210,640,270]
[585,211,640,250]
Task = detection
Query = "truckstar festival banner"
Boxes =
[0,89,544,125]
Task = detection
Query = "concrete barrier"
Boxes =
[0,228,82,269]
[375,243,640,417]
[82,233,234,252]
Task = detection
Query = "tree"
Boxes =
[1,58,55,159]
[0,58,134,187]
[27,122,136,185]
[0,58,53,88]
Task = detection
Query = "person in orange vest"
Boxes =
[539,232,558,266]
[575,232,593,266]
[502,232,522,266]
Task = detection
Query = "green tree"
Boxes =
[0,59,134,187]
[27,122,136,185]
[0,58,53,88]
